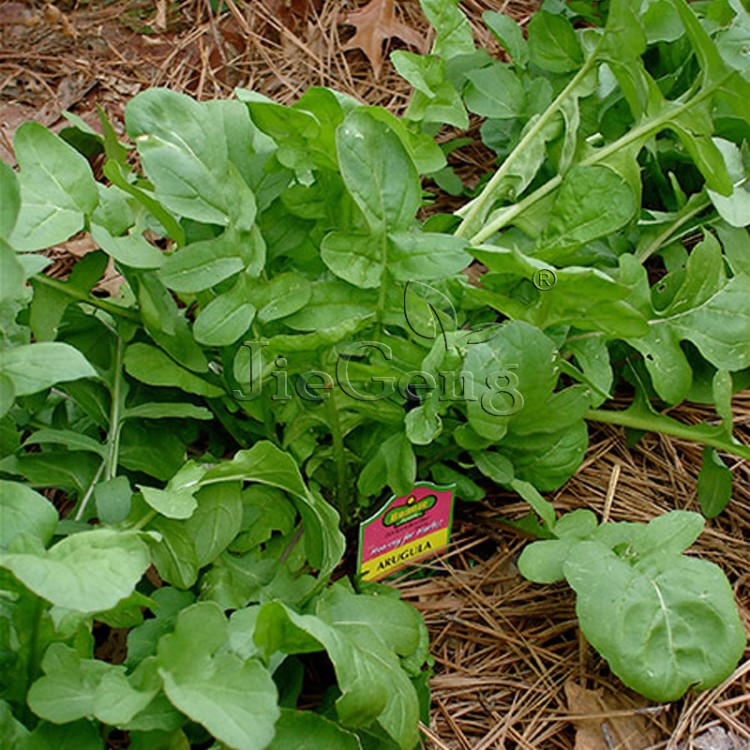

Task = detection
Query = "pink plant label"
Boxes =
[358,482,455,581]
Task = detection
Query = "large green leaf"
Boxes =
[420,0,475,59]
[91,226,166,269]
[527,11,582,73]
[537,165,637,256]
[184,483,243,567]
[471,245,648,336]
[0,529,150,614]
[337,110,419,232]
[125,88,256,228]
[157,602,279,750]
[565,531,746,701]
[464,63,524,119]
[0,343,96,396]
[10,123,98,251]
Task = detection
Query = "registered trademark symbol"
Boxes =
[532,269,557,291]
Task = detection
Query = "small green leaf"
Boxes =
[420,0,475,59]
[527,11,582,73]
[95,476,133,524]
[256,273,312,323]
[0,373,14,419]
[124,343,224,398]
[510,478,556,531]
[483,11,528,67]
[518,538,577,583]
[159,231,245,293]
[124,402,213,421]
[140,486,198,521]
[23,428,106,457]
[464,63,524,119]
[91,225,166,269]
[0,162,20,240]
[27,644,157,725]
[0,480,58,550]
[707,138,750,228]
[697,448,733,519]
[193,277,256,347]
[471,451,513,484]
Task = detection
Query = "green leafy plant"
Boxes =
[1,0,749,745]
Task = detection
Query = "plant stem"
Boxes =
[104,337,125,481]
[74,460,106,521]
[455,45,601,239]
[22,597,43,725]
[636,193,713,263]
[33,274,140,323]
[586,408,750,460]
[326,396,349,517]
[466,72,733,246]
[131,509,157,531]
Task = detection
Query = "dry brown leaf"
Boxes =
[341,0,425,77]
[565,681,663,750]
[265,0,320,31]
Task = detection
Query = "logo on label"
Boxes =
[383,494,437,527]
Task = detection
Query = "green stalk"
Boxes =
[33,274,140,323]
[131,508,157,531]
[455,43,602,240]
[74,461,106,521]
[104,337,124,482]
[326,396,349,518]
[22,598,43,725]
[636,192,712,262]
[586,408,750,460]
[466,72,733,246]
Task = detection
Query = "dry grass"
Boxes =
[1,2,748,747]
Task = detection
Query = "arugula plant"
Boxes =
[0,0,749,744]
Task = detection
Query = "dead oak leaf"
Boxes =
[565,681,663,750]
[341,0,426,77]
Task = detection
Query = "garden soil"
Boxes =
[1,1,748,747]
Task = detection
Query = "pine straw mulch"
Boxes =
[2,1,749,748]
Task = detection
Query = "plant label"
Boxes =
[358,482,455,581]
